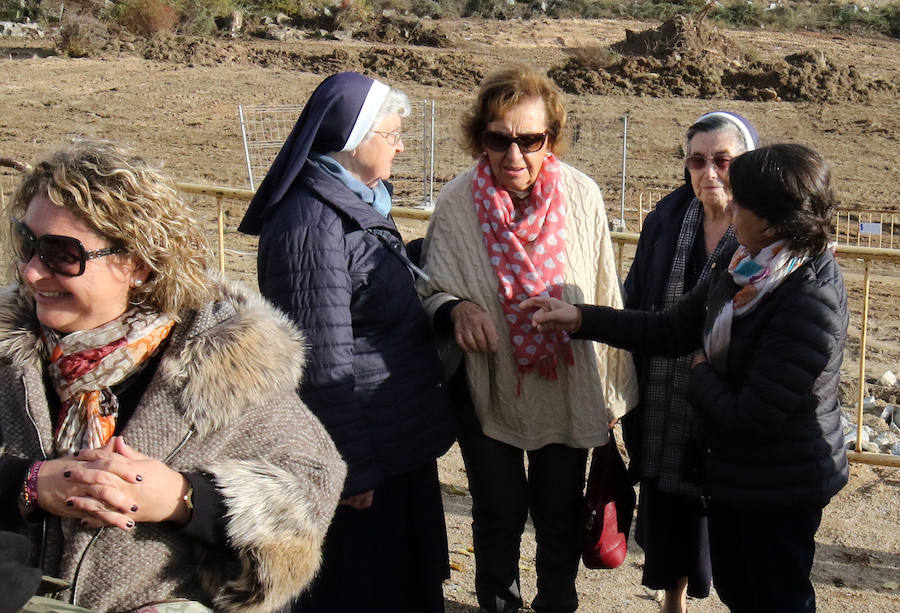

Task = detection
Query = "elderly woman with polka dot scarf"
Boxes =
[418,63,638,613]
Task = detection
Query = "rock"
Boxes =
[275,12,291,26]
[863,395,877,411]
[873,431,898,452]
[759,87,778,101]
[863,413,889,433]
[892,442,900,456]
[0,21,44,38]
[878,370,897,387]
[884,405,900,434]
[263,25,305,42]
[861,441,880,453]
[844,426,869,448]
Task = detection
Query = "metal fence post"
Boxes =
[618,115,628,231]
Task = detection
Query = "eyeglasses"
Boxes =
[373,129,402,146]
[685,154,732,172]
[10,218,123,277]
[482,131,548,153]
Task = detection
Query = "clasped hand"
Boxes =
[35,436,190,530]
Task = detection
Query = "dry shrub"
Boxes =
[334,0,375,30]
[57,13,110,57]
[119,0,179,36]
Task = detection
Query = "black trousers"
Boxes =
[708,503,822,613]
[456,399,588,613]
[293,460,449,613]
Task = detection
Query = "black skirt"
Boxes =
[293,459,449,613]
[634,480,712,598]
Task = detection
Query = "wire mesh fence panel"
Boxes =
[239,101,433,207]
[238,104,305,191]
[431,101,474,199]
[388,99,431,207]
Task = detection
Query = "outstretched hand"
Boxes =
[518,296,582,333]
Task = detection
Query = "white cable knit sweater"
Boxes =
[419,162,638,450]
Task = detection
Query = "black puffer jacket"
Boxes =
[255,161,456,497]
[577,248,849,509]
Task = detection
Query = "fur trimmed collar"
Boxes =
[0,278,306,438]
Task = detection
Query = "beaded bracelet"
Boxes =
[20,460,44,515]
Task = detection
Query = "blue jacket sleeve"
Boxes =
[258,217,381,497]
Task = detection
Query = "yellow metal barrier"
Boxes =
[177,182,900,469]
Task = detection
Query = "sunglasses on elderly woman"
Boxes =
[482,131,548,153]
[684,154,733,172]
[10,218,123,277]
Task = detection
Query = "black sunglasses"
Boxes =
[10,218,123,277]
[482,131,548,153]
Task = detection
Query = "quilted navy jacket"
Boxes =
[576,248,849,509]
[255,161,456,497]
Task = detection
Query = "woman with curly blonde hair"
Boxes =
[0,140,345,612]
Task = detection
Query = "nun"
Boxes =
[239,72,456,613]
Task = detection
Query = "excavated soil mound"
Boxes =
[359,47,480,88]
[353,15,450,47]
[138,33,478,88]
[141,33,242,65]
[549,15,894,102]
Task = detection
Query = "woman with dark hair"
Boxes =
[523,144,849,613]
[622,111,758,612]
[418,63,638,613]
[239,72,456,613]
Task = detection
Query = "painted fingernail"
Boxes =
[63,471,71,478]
[135,474,143,482]
[66,500,73,507]
[130,505,138,512]
[126,520,135,529]
[73,451,79,457]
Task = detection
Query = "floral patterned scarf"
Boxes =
[472,153,574,383]
[44,307,175,456]
[704,239,809,371]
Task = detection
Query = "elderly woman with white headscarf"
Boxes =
[619,111,758,613]
[239,72,456,613]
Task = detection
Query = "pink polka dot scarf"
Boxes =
[473,153,574,383]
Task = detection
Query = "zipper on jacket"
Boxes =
[70,425,197,606]
[70,527,104,604]
[21,375,51,570]
[22,375,49,459]
[364,228,431,282]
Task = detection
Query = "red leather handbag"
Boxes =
[581,431,636,569]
